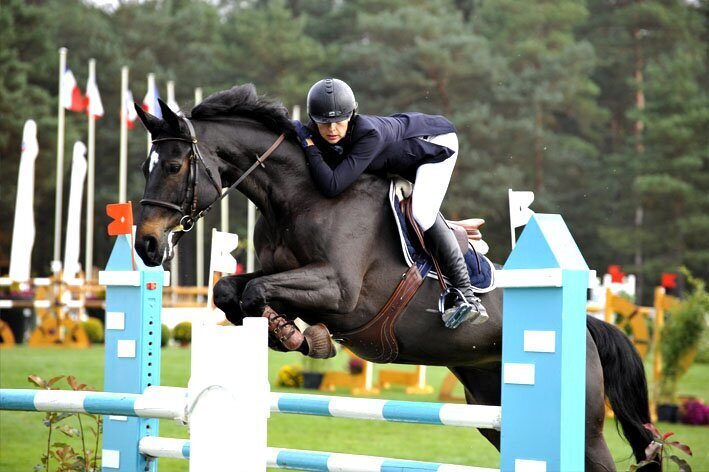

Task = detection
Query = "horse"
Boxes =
[133,84,657,471]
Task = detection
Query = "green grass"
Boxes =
[1,346,707,471]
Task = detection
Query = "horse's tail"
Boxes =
[586,316,657,470]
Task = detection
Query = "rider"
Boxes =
[292,78,488,329]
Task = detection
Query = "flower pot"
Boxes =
[656,403,679,423]
[302,372,324,389]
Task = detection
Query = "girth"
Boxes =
[334,198,430,363]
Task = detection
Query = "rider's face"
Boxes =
[316,119,349,144]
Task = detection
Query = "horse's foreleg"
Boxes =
[240,265,351,358]
[240,264,350,316]
[213,271,264,325]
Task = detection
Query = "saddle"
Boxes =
[335,184,495,363]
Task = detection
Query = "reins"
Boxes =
[140,115,285,235]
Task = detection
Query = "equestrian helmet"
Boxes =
[307,78,357,123]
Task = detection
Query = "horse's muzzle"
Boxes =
[135,233,165,267]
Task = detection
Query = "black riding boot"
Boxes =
[423,215,489,329]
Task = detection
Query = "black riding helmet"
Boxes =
[307,78,357,123]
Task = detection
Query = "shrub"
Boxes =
[161,323,170,347]
[659,268,709,402]
[172,321,192,344]
[82,317,104,344]
[276,364,304,388]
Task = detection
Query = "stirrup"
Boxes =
[438,288,489,329]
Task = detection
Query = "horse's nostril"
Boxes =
[144,235,157,255]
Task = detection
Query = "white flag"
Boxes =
[9,120,38,282]
[63,142,87,280]
[509,189,535,249]
[210,229,239,274]
[85,68,104,119]
[509,189,535,228]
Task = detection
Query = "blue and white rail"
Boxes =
[138,437,496,472]
[0,389,500,431]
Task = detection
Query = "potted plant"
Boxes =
[657,268,708,421]
[300,349,340,390]
[172,321,192,346]
[301,356,327,389]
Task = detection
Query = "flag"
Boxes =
[85,68,104,119]
[210,229,239,274]
[142,80,162,118]
[508,189,535,228]
[60,68,84,112]
[608,265,625,283]
[124,89,138,129]
[63,142,87,280]
[107,202,134,236]
[9,120,39,282]
[661,273,678,289]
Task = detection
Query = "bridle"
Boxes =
[140,115,285,236]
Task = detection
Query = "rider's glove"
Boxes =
[292,120,312,149]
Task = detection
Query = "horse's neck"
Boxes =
[205,120,316,216]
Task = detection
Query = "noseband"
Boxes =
[140,115,285,234]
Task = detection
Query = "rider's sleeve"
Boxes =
[305,130,382,197]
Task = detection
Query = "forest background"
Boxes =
[1,0,707,304]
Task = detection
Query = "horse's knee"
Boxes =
[213,277,245,325]
[240,279,268,315]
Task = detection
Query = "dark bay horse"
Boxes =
[133,84,656,471]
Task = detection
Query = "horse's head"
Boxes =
[133,99,222,266]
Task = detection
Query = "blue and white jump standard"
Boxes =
[495,214,588,472]
[97,233,167,471]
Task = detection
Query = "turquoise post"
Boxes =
[99,234,165,471]
[500,214,588,471]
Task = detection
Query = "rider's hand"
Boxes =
[292,120,312,149]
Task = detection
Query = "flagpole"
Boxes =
[53,47,67,274]
[194,87,205,291]
[119,66,128,203]
[247,201,255,272]
[85,58,97,282]
[146,73,155,157]
[220,86,229,233]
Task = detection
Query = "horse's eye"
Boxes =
[167,163,182,174]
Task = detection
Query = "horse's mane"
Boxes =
[190,84,295,136]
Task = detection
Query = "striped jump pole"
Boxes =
[137,437,498,472]
[0,388,500,431]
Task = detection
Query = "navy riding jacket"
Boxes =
[304,113,456,197]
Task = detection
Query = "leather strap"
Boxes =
[336,264,424,363]
[401,197,447,292]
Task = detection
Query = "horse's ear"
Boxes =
[158,98,181,132]
[134,103,162,135]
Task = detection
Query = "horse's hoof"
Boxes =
[303,323,337,359]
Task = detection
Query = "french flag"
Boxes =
[142,81,162,118]
[124,89,138,129]
[84,69,104,119]
[60,68,84,113]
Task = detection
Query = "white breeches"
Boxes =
[411,133,458,231]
